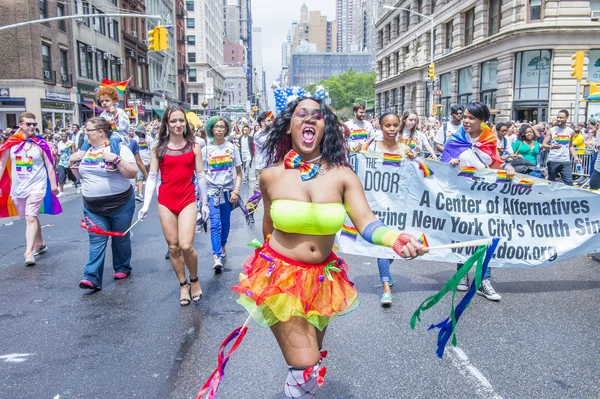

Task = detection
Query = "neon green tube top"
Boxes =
[270,199,347,236]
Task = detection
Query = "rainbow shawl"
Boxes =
[0,131,63,218]
[441,127,503,167]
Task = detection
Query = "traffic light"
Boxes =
[147,27,159,51]
[428,64,435,81]
[571,51,584,81]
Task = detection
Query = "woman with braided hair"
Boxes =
[231,97,427,398]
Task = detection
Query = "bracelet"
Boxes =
[113,155,121,166]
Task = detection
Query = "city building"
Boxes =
[186,0,225,114]
[121,0,152,123]
[375,0,600,122]
[0,0,78,129]
[146,0,177,118]
[223,66,248,110]
[224,0,253,107]
[291,6,335,54]
[289,53,372,87]
[336,0,363,53]
[252,27,267,111]
[175,0,189,109]
[224,37,246,67]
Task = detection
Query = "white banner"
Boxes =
[336,152,600,267]
[205,77,214,99]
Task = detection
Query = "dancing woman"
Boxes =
[232,97,427,398]
[138,106,209,306]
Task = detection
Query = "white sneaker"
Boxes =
[56,191,65,198]
[457,275,469,291]
[24,253,36,266]
[213,255,223,273]
[477,279,501,301]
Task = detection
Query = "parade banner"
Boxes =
[336,152,600,267]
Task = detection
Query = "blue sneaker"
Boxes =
[380,292,392,307]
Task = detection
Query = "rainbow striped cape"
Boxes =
[0,131,63,218]
[441,127,503,167]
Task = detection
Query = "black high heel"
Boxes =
[189,277,203,302]
[179,280,191,306]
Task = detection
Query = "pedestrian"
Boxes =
[239,124,254,184]
[247,111,273,210]
[399,110,438,160]
[231,97,426,398]
[344,103,375,151]
[138,106,209,305]
[366,112,416,307]
[202,116,242,272]
[0,112,62,266]
[542,109,579,186]
[134,124,152,201]
[441,101,514,301]
[512,124,541,166]
[56,130,79,197]
[69,117,138,290]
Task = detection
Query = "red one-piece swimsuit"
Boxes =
[158,142,196,215]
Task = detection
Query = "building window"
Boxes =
[528,0,543,21]
[60,50,68,77]
[188,53,196,63]
[445,21,453,50]
[391,88,398,114]
[514,50,551,101]
[432,0,436,14]
[489,0,501,36]
[108,20,119,42]
[439,73,452,118]
[187,18,195,29]
[82,2,91,27]
[42,43,52,74]
[458,67,473,104]
[189,69,197,82]
[186,1,194,11]
[399,86,405,114]
[57,4,66,31]
[464,9,474,46]
[402,10,409,31]
[416,0,423,22]
[480,60,498,111]
[39,0,47,19]
[187,35,195,45]
[192,93,198,105]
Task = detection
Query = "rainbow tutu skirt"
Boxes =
[232,241,359,331]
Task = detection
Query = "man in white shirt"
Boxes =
[345,103,375,151]
[542,109,580,186]
[434,104,463,153]
[248,111,273,209]
[239,125,253,183]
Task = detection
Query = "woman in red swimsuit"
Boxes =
[138,106,209,306]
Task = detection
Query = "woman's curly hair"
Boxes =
[265,97,349,167]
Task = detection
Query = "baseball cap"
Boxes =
[450,105,463,115]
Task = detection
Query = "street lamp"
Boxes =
[383,5,435,119]
[356,97,375,108]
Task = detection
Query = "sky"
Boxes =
[251,0,336,109]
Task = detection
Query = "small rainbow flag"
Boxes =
[249,114,256,124]
[383,153,401,167]
[458,166,476,178]
[516,179,534,190]
[99,77,132,96]
[418,161,434,177]
[418,233,429,247]
[341,224,357,240]
[496,170,513,184]
[266,111,274,119]
[554,135,571,145]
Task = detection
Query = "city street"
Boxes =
[1,184,599,399]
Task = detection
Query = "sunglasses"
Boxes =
[23,122,38,127]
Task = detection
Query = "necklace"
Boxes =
[306,155,327,176]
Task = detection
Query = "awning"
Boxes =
[186,112,203,127]
[81,102,94,110]
[153,108,164,118]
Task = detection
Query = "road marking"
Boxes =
[0,353,33,363]
[447,346,503,399]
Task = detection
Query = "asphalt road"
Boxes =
[1,183,599,399]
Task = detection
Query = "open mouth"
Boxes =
[302,126,316,144]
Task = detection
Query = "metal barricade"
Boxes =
[572,149,596,177]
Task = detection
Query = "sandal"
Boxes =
[190,277,203,302]
[179,280,191,306]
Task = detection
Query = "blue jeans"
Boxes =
[377,258,393,283]
[82,192,135,288]
[457,262,491,279]
[209,192,232,258]
[81,134,121,155]
[547,161,573,186]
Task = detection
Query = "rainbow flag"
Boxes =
[341,224,357,240]
[554,135,571,145]
[382,153,401,167]
[496,170,513,184]
[0,131,62,218]
[249,114,256,124]
[266,111,273,119]
[417,233,429,247]
[441,126,503,168]
[418,161,434,177]
[208,154,233,172]
[516,179,534,190]
[458,166,476,178]
[99,77,131,96]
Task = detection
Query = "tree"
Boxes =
[305,69,376,111]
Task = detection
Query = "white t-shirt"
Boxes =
[253,129,270,170]
[240,135,252,162]
[100,108,130,144]
[79,144,136,198]
[547,126,574,163]
[457,133,493,168]
[10,145,48,198]
[434,122,462,147]
[401,130,428,152]
[345,119,375,150]
[202,141,242,195]
[194,137,206,149]
[136,137,153,165]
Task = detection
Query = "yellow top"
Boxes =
[270,199,346,236]
[572,133,586,155]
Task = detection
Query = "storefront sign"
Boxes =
[41,100,75,110]
[46,90,71,102]
[0,88,10,97]
[588,50,600,82]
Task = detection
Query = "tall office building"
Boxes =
[224,0,253,105]
[336,0,362,53]
[252,27,266,111]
